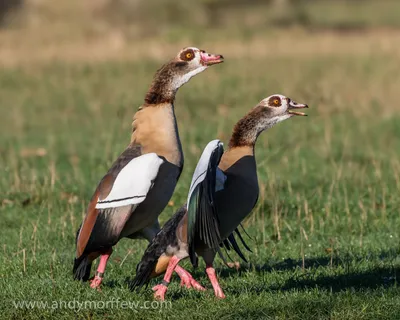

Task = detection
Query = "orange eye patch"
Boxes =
[180,49,195,61]
[268,96,282,107]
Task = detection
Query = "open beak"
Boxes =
[288,99,308,116]
[200,50,224,66]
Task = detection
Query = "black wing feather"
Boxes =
[235,227,252,253]
[217,227,253,264]
[226,233,248,263]
[188,143,224,265]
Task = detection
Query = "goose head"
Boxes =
[145,47,224,105]
[170,47,224,87]
[258,94,308,123]
[178,47,224,66]
[229,94,308,148]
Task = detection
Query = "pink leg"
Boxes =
[175,265,205,291]
[152,256,180,301]
[206,264,225,299]
[90,248,112,290]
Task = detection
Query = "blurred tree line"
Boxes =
[0,0,398,32]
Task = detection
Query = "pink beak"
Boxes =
[200,50,224,66]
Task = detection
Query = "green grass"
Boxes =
[1,45,400,319]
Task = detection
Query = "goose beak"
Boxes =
[200,50,224,66]
[288,100,308,116]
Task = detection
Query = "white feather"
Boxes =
[187,140,226,206]
[96,153,164,209]
[171,66,207,90]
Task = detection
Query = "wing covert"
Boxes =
[96,153,164,209]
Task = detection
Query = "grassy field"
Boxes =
[1,27,400,319]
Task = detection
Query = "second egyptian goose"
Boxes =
[73,47,224,289]
[130,94,308,300]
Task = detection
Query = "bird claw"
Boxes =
[227,261,241,270]
[214,288,226,299]
[152,284,168,301]
[89,275,103,291]
[180,277,206,291]
[175,265,205,291]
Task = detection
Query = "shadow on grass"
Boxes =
[215,247,400,293]
[271,266,399,293]
[112,248,400,297]
[125,263,399,300]
[255,247,399,273]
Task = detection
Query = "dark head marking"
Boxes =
[175,61,188,68]
[180,49,195,61]
[268,96,282,107]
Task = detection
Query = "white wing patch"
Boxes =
[187,140,226,206]
[96,153,164,209]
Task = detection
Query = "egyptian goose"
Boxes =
[130,94,308,300]
[73,47,224,289]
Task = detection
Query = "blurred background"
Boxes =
[1,0,400,65]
